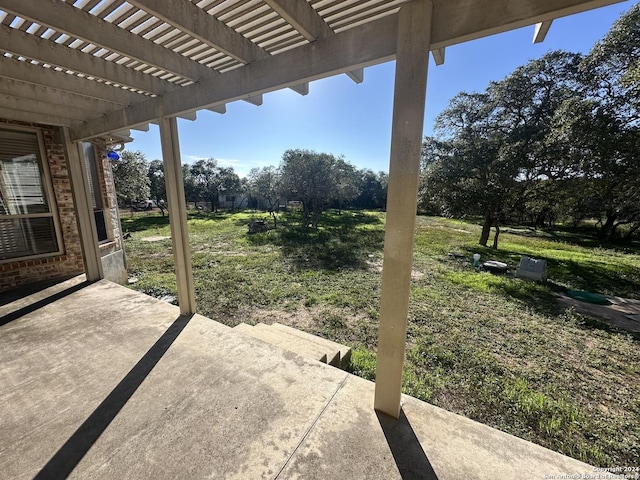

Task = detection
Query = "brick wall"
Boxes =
[0,121,84,292]
[97,144,123,256]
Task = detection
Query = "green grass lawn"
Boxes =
[121,210,640,466]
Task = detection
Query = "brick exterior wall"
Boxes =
[0,120,123,292]
[97,144,123,256]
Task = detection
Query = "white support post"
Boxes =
[62,127,104,282]
[159,116,196,315]
[374,0,433,419]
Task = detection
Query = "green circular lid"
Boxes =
[566,290,609,305]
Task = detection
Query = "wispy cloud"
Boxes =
[182,154,208,163]
[182,154,244,167]
[216,158,242,167]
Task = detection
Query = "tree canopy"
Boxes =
[279,149,342,229]
[420,4,640,246]
[111,150,150,207]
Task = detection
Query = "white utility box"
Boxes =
[516,256,547,282]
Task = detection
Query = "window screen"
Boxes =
[0,128,60,261]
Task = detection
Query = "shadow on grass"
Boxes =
[120,214,170,232]
[502,224,640,254]
[459,244,640,298]
[455,244,640,329]
[187,211,232,221]
[247,211,384,270]
[121,211,243,232]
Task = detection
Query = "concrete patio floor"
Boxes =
[1,278,596,479]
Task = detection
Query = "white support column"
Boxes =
[374,0,433,419]
[62,128,104,282]
[159,116,196,315]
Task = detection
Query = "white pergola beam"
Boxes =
[0,77,122,115]
[346,68,364,84]
[289,83,309,96]
[0,0,213,82]
[264,0,332,41]
[265,0,363,84]
[431,47,445,66]
[159,116,196,315]
[0,106,76,126]
[127,0,269,63]
[112,129,131,138]
[0,25,170,94]
[178,111,198,121]
[533,20,553,43]
[207,104,227,114]
[0,93,97,122]
[131,123,150,132]
[0,56,145,106]
[374,0,432,419]
[243,95,263,106]
[429,0,623,50]
[70,0,625,140]
[70,15,399,140]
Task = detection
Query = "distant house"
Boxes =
[218,193,248,210]
[0,121,127,292]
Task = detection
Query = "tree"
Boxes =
[574,4,640,239]
[353,169,388,210]
[112,150,150,211]
[189,159,241,211]
[488,51,584,229]
[248,166,281,227]
[547,96,640,239]
[331,157,360,213]
[581,2,640,128]
[421,91,515,248]
[217,166,242,210]
[147,159,167,216]
[182,164,197,203]
[190,158,218,209]
[279,149,337,230]
[420,51,592,247]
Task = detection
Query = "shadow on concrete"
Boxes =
[34,314,193,479]
[0,280,90,327]
[377,410,439,480]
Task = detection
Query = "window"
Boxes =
[82,142,109,243]
[0,127,62,262]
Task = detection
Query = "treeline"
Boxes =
[112,148,388,224]
[419,4,640,245]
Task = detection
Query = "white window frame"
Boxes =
[83,142,114,245]
[0,125,64,264]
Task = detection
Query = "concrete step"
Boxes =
[269,323,351,370]
[234,323,332,366]
[253,323,341,367]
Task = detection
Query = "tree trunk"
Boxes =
[623,222,640,241]
[311,208,321,230]
[599,210,617,239]
[492,225,500,249]
[301,202,310,231]
[479,214,493,246]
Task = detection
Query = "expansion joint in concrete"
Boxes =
[274,373,350,479]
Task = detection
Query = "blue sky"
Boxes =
[127,2,634,177]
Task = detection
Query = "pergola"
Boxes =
[0,0,624,419]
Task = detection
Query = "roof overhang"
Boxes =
[0,0,627,142]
